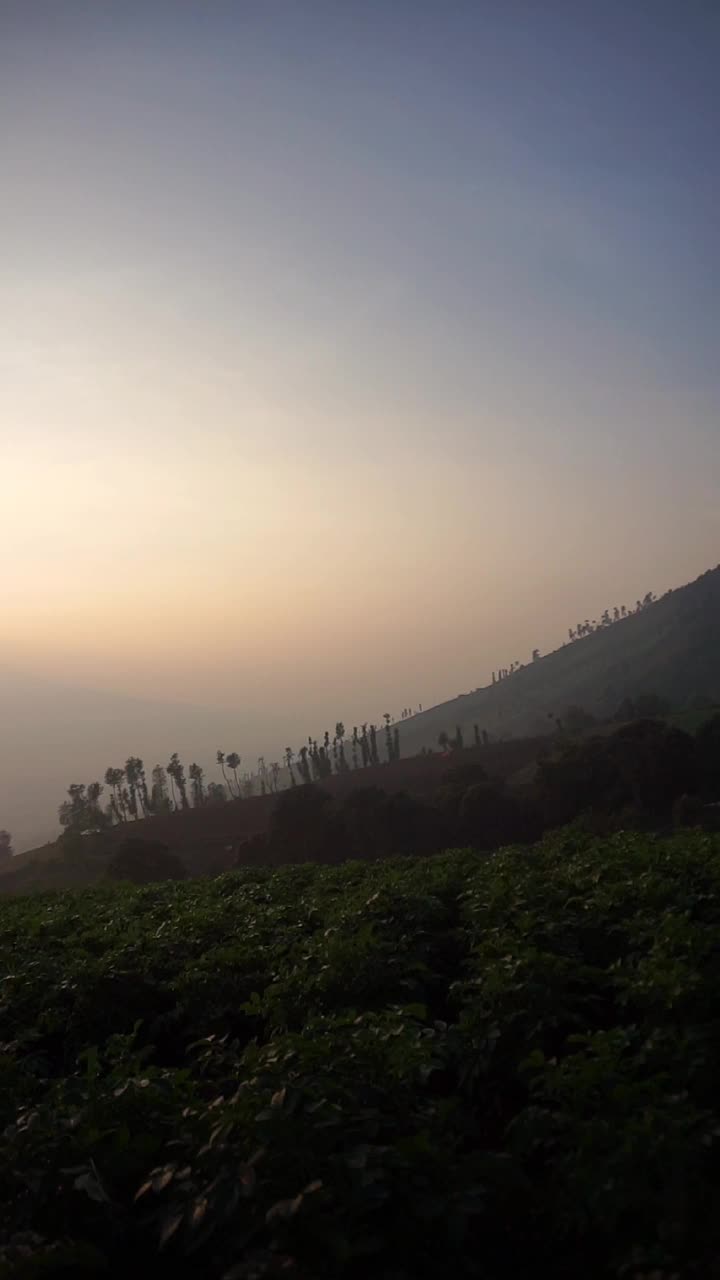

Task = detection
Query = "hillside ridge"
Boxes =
[398,564,720,754]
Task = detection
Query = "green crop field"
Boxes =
[2,830,720,1277]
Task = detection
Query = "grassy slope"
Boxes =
[2,830,720,1276]
[399,563,720,753]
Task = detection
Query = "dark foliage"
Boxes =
[4,832,720,1276]
[538,719,698,826]
[106,839,187,885]
[696,713,720,796]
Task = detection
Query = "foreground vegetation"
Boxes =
[2,829,720,1276]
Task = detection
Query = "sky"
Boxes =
[1,1,719,843]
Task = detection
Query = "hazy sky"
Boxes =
[2,1,719,758]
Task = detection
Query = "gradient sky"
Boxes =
[2,1,719,777]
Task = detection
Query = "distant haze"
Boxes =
[1,3,718,848]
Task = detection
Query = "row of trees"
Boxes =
[57,720,405,835]
[287,720,401,786]
[242,711,720,874]
[489,591,659,686]
[568,593,656,642]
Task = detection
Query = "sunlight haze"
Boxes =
[2,1,718,847]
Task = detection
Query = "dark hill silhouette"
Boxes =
[398,566,720,755]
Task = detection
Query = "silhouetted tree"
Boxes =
[59,782,107,834]
[189,762,205,807]
[257,757,269,794]
[317,747,332,780]
[217,750,232,795]
[225,752,242,798]
[150,765,171,814]
[297,746,312,785]
[384,713,393,762]
[438,731,450,751]
[474,724,481,747]
[369,724,380,766]
[335,723,348,772]
[138,762,149,814]
[0,830,13,861]
[124,757,147,818]
[454,725,464,751]
[104,767,126,823]
[285,747,296,786]
[393,726,400,761]
[206,781,227,805]
[167,753,189,810]
[351,727,359,770]
[360,725,370,768]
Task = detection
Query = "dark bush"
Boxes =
[106,838,187,884]
[696,713,720,797]
[611,719,696,813]
[458,779,539,849]
[537,736,626,824]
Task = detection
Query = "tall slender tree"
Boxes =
[189,762,205,807]
[217,750,232,795]
[297,746,312,784]
[225,752,242,798]
[150,765,170,813]
[167,753,189,809]
[104,767,126,822]
[124,757,144,818]
[257,756,269,794]
[384,713,393,763]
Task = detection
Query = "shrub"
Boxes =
[106,838,187,884]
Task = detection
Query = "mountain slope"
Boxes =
[398,565,720,755]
